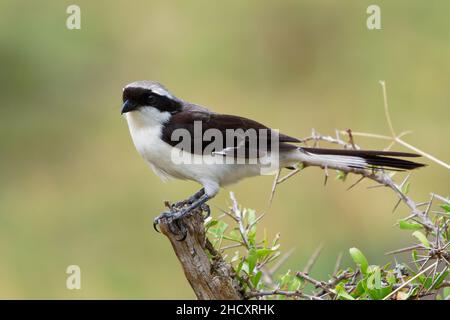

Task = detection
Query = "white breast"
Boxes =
[125,108,183,182]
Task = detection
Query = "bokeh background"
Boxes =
[0,0,448,299]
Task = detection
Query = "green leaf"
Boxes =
[411,250,420,269]
[236,259,244,274]
[443,287,450,300]
[367,286,393,300]
[386,271,397,286]
[440,204,450,213]
[365,266,392,300]
[418,274,433,289]
[288,276,302,291]
[246,209,256,226]
[251,271,262,287]
[207,220,228,238]
[352,280,366,298]
[381,262,392,270]
[367,266,381,290]
[247,248,258,274]
[406,286,419,299]
[335,170,347,181]
[279,270,293,290]
[412,231,431,248]
[335,284,354,300]
[431,269,449,289]
[279,271,303,292]
[204,218,218,229]
[349,247,369,274]
[256,248,275,259]
[399,220,422,230]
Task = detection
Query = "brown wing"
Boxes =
[161,111,300,157]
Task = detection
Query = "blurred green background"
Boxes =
[0,0,448,299]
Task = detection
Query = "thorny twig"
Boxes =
[255,82,449,300]
[338,81,450,170]
[265,135,448,298]
[203,82,448,300]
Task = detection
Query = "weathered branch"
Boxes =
[158,209,244,300]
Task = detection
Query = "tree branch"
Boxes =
[158,209,244,300]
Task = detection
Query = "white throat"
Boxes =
[124,106,174,181]
[125,106,171,130]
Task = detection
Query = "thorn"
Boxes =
[400,213,418,221]
[367,184,385,189]
[311,128,319,147]
[346,129,356,149]
[424,194,434,216]
[385,244,423,255]
[276,168,301,184]
[268,169,281,209]
[383,140,396,151]
[416,201,430,208]
[399,173,411,190]
[347,176,365,191]
[333,252,343,276]
[392,199,402,213]
[324,165,329,186]
[335,129,341,141]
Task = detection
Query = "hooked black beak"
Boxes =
[121,100,138,114]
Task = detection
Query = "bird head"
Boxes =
[121,81,182,116]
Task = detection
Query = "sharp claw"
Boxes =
[201,204,211,219]
[153,192,208,241]
[153,220,161,233]
[153,211,172,233]
[153,209,189,241]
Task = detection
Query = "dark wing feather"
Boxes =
[161,111,299,157]
[302,147,425,170]
[302,148,421,158]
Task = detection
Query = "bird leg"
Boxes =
[172,188,205,209]
[153,189,211,240]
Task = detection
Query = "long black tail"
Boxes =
[301,147,426,171]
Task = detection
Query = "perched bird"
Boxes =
[121,80,424,232]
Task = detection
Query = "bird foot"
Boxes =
[153,203,211,241]
[200,203,211,219]
[153,210,188,241]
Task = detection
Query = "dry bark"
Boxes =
[158,209,244,300]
